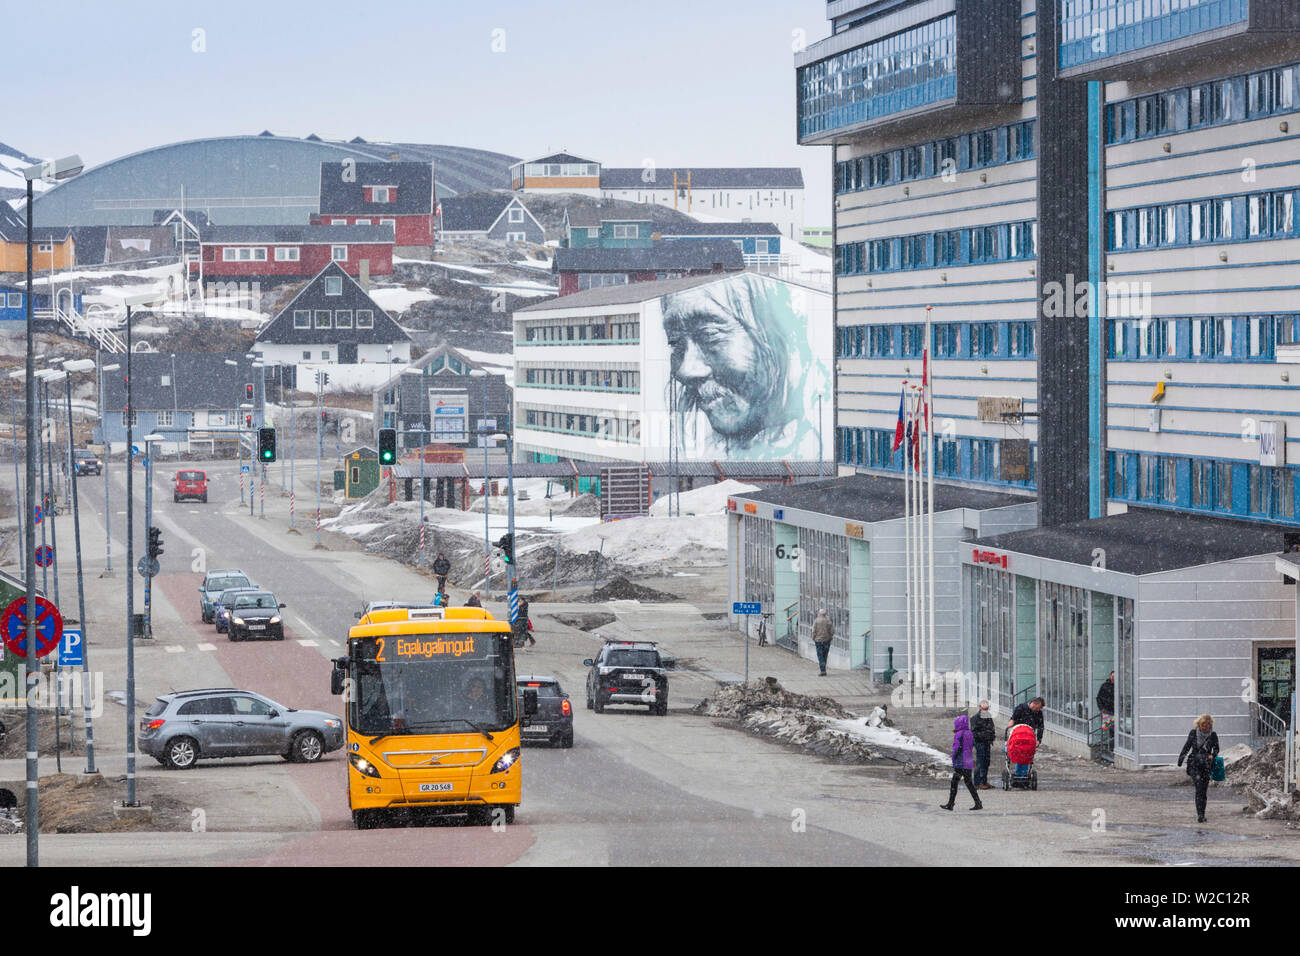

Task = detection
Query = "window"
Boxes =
[970,323,998,357]
[508,208,524,223]
[371,187,391,203]
[506,232,526,242]
[380,218,396,230]
[335,310,352,329]
[331,246,347,262]
[5,293,20,308]
[36,242,53,253]
[302,351,312,360]
[322,351,331,361]
[1007,120,1034,161]
[222,247,266,262]
[933,324,961,358]
[274,247,300,261]
[1110,452,1127,498]
[330,219,348,225]
[157,410,174,427]
[356,310,374,328]
[294,309,310,329]
[121,410,137,427]
[324,276,343,295]
[755,239,769,256]
[935,230,961,266]
[611,224,638,239]
[356,219,371,226]
[315,310,332,329]
[1010,322,1035,357]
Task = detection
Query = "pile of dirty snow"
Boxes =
[649,479,756,516]
[695,680,947,767]
[560,513,727,570]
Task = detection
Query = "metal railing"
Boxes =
[34,304,127,353]
[1087,711,1115,763]
[777,600,799,652]
[1249,699,1287,746]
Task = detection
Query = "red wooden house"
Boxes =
[315,161,436,257]
[192,224,394,284]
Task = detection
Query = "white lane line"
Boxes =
[328,639,340,647]
[165,645,185,654]
[294,618,321,639]
[197,643,216,652]
[297,639,319,648]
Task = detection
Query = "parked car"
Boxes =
[174,469,208,503]
[198,569,252,623]
[138,688,344,769]
[584,639,671,715]
[226,590,287,641]
[71,449,102,476]
[516,674,574,748]
[213,586,261,634]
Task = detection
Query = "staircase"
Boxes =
[34,302,127,353]
[1087,711,1115,764]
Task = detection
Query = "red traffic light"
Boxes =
[245,383,254,400]
[244,414,252,427]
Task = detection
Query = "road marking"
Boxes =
[297,639,319,647]
[328,639,340,647]
[197,643,216,651]
[165,645,185,653]
[294,619,321,639]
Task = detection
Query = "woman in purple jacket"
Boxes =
[940,714,984,811]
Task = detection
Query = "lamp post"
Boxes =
[99,361,120,576]
[63,358,97,772]
[401,367,428,564]
[120,288,154,810]
[141,433,163,637]
[488,430,517,624]
[8,371,23,571]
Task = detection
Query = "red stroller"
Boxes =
[1002,723,1039,790]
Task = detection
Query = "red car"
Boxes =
[174,470,209,503]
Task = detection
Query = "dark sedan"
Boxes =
[517,675,574,748]
[226,591,286,642]
[213,586,261,634]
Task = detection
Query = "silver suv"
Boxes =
[139,688,344,769]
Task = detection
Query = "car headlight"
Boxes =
[324,718,341,729]
[231,617,244,627]
[349,753,382,778]
[490,747,521,774]
[269,616,281,625]
[599,666,612,676]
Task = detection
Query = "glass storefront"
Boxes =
[743,517,774,610]
[1039,582,1092,736]
[798,528,850,655]
[1116,597,1135,753]
[970,565,1016,710]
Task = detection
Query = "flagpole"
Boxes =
[910,387,922,691]
[925,307,936,693]
[902,383,912,691]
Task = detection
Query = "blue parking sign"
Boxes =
[59,628,83,666]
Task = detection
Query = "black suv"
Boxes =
[72,449,102,476]
[584,639,669,715]
[517,674,574,747]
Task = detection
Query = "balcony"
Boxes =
[795,1,1020,145]
[1058,0,1300,80]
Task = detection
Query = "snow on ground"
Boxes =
[649,478,755,516]
[479,283,553,298]
[517,256,552,271]
[559,512,727,567]
[432,261,493,275]
[824,717,948,761]
[369,287,438,311]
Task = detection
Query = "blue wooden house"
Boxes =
[0,286,85,323]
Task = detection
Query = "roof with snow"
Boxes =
[201,224,394,244]
[656,221,782,236]
[514,152,600,167]
[552,241,744,274]
[515,272,731,312]
[318,161,435,216]
[257,262,411,345]
[601,167,804,190]
[734,474,1032,523]
[970,507,1299,576]
[101,353,259,412]
[438,196,514,231]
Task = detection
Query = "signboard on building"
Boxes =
[978,396,1022,423]
[1000,438,1030,482]
[1261,421,1287,466]
[428,388,469,445]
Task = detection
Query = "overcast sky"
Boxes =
[7,0,833,223]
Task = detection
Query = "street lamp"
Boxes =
[119,288,154,811]
[401,367,429,564]
[19,154,81,867]
[98,362,120,576]
[470,369,492,594]
[488,429,517,625]
[61,358,97,773]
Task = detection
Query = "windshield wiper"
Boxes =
[367,727,413,745]
[407,719,495,741]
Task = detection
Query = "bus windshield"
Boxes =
[350,632,515,735]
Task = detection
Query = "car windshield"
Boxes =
[218,588,255,604]
[75,450,94,459]
[605,649,660,668]
[350,633,515,734]
[207,575,250,592]
[178,471,205,481]
[234,592,277,610]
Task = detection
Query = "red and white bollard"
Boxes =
[419,521,426,564]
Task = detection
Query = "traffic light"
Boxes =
[496,532,514,564]
[378,428,397,465]
[258,426,277,463]
[245,383,254,401]
[147,526,164,560]
[244,413,253,429]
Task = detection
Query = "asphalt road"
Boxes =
[19,457,909,866]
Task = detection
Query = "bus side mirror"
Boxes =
[522,688,538,717]
[330,663,346,696]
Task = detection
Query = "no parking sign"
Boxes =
[0,596,64,659]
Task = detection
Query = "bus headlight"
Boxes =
[349,754,382,778]
[490,747,521,774]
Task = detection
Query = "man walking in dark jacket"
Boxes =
[433,552,451,593]
[971,700,997,789]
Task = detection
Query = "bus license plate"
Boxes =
[419,782,454,792]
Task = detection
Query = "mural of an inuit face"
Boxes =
[662,278,785,443]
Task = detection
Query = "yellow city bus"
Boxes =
[330,605,536,829]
